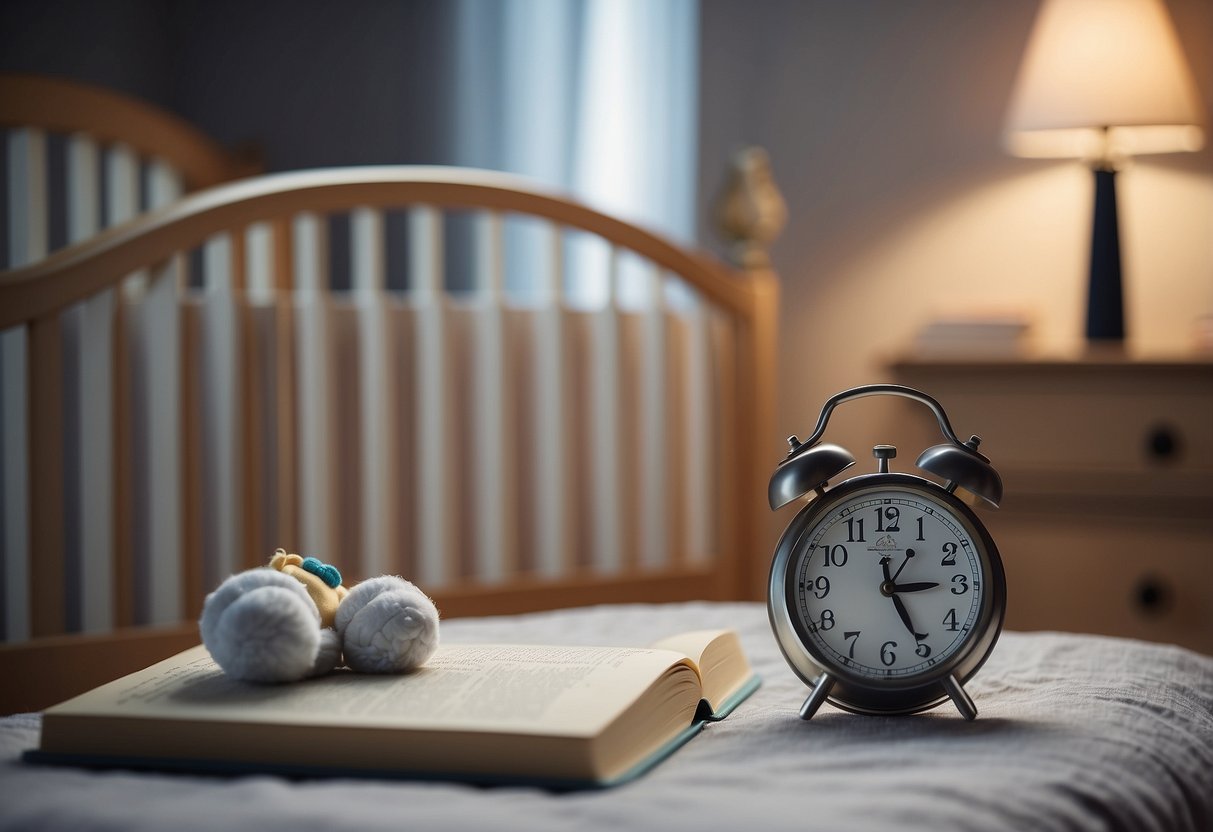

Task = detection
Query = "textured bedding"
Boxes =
[2,602,1211,832]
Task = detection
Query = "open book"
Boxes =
[27,629,758,788]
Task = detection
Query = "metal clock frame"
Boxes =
[768,471,1006,720]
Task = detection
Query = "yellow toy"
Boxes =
[268,550,348,628]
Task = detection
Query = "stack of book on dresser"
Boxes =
[913,314,1031,357]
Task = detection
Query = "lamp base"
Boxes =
[1087,166,1124,342]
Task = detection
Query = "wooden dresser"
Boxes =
[888,354,1213,655]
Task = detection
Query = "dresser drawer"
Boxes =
[889,358,1213,478]
[987,511,1213,655]
[888,355,1213,653]
[928,388,1210,475]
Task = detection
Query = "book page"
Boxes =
[649,629,752,712]
[650,629,722,667]
[51,644,696,737]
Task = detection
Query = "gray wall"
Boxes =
[0,0,455,171]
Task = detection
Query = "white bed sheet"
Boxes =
[2,602,1211,832]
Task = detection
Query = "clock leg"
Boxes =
[798,673,835,721]
[942,674,978,721]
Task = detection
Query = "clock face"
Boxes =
[788,483,987,684]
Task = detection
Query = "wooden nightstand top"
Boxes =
[888,351,1213,375]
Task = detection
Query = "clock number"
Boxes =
[812,575,830,599]
[880,640,897,666]
[951,574,969,595]
[844,630,861,659]
[819,609,836,631]
[914,642,932,658]
[941,542,958,566]
[875,506,900,532]
[916,516,926,541]
[943,608,960,631]
[845,517,865,543]
[820,545,848,568]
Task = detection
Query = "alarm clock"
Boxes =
[767,384,1006,721]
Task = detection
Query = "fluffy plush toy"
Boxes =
[200,549,439,683]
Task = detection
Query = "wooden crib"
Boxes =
[0,163,781,712]
[1,78,251,701]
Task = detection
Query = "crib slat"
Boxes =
[112,293,135,629]
[2,128,49,641]
[142,257,185,625]
[241,223,272,566]
[8,128,48,264]
[180,298,204,619]
[104,145,143,627]
[67,135,100,243]
[201,233,243,587]
[410,206,454,586]
[140,161,186,624]
[239,226,296,559]
[67,134,116,633]
[683,299,714,563]
[240,221,292,558]
[473,212,516,583]
[106,144,144,299]
[293,213,327,293]
[712,317,740,590]
[60,148,85,633]
[28,315,65,636]
[534,225,571,578]
[351,207,396,578]
[271,220,294,293]
[245,223,275,303]
[351,208,386,294]
[664,310,688,567]
[145,157,183,209]
[1,328,30,641]
[270,221,297,545]
[640,262,668,570]
[330,305,360,575]
[292,213,337,560]
[591,248,623,574]
[230,230,247,294]
[237,305,265,573]
[106,143,138,226]
[230,232,255,574]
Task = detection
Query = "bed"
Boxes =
[2,601,1211,831]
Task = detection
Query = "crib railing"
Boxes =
[0,165,780,709]
[2,73,252,275]
[2,74,251,650]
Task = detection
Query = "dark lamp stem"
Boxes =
[1086,166,1124,342]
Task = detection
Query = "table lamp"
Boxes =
[1003,0,1205,344]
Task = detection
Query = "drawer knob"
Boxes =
[1145,424,1182,463]
[1133,575,1172,616]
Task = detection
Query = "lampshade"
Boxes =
[1004,0,1205,160]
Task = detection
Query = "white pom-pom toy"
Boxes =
[200,549,440,683]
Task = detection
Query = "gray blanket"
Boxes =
[2,602,1211,832]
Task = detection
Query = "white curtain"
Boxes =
[452,0,699,306]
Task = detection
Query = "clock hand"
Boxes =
[892,581,939,593]
[891,593,928,642]
[880,556,892,583]
[890,548,916,582]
